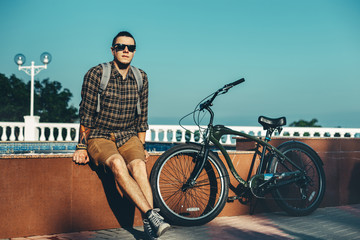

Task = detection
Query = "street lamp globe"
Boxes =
[40,52,52,65]
[14,54,26,66]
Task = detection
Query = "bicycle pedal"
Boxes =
[227,196,239,202]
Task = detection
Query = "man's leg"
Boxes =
[105,154,152,214]
[127,159,170,237]
[117,136,170,238]
[127,159,153,208]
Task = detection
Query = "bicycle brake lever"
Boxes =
[199,100,211,110]
[217,88,229,96]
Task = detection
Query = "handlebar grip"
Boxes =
[222,78,245,90]
[230,78,245,86]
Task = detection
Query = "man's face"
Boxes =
[111,36,136,65]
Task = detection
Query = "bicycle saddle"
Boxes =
[258,116,286,130]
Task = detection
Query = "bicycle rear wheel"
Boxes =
[268,141,326,216]
[150,144,229,226]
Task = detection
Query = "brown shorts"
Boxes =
[87,135,145,167]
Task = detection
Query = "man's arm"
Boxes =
[73,65,100,164]
[78,125,91,147]
[72,124,91,164]
[135,70,149,133]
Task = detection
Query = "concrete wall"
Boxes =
[0,138,359,238]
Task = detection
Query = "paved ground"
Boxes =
[7,204,360,240]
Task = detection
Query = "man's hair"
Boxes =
[112,31,136,47]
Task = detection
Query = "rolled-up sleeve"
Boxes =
[79,66,101,128]
[136,70,149,132]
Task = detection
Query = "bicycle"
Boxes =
[149,79,326,226]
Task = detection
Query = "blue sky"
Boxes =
[0,0,359,128]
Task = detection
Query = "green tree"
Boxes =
[34,79,78,122]
[289,119,321,127]
[0,73,29,121]
[0,73,78,122]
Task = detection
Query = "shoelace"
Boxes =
[148,209,164,226]
[153,209,164,219]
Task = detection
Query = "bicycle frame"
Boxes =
[186,105,304,190]
[210,124,283,186]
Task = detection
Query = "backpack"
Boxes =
[96,62,143,115]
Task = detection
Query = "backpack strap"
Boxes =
[97,62,111,112]
[131,66,143,115]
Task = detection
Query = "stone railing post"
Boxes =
[24,115,40,141]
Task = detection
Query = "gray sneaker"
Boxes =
[146,208,171,237]
[143,219,158,240]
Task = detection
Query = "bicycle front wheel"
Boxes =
[150,144,229,226]
[268,141,326,216]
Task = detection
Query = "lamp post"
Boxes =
[14,52,52,116]
[14,52,52,141]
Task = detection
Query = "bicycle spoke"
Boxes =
[270,143,325,216]
[157,152,224,218]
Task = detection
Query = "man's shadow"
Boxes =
[91,163,145,239]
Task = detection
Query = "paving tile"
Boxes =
[8,204,360,240]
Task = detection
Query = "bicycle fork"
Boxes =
[181,143,209,191]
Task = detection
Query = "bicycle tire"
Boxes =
[268,141,326,216]
[150,144,229,226]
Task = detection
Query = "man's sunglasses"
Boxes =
[113,44,136,52]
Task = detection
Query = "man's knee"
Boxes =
[105,154,128,176]
[127,159,147,176]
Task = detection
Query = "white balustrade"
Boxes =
[148,125,360,144]
[37,123,79,141]
[280,127,360,138]
[0,122,25,141]
[1,121,360,143]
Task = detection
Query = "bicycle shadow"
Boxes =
[91,164,145,239]
[229,183,279,214]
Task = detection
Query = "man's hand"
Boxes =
[72,149,90,164]
[144,149,150,162]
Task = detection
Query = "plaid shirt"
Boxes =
[79,61,149,147]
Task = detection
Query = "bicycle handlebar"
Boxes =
[223,78,245,90]
[199,78,245,111]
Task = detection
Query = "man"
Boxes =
[72,31,170,239]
